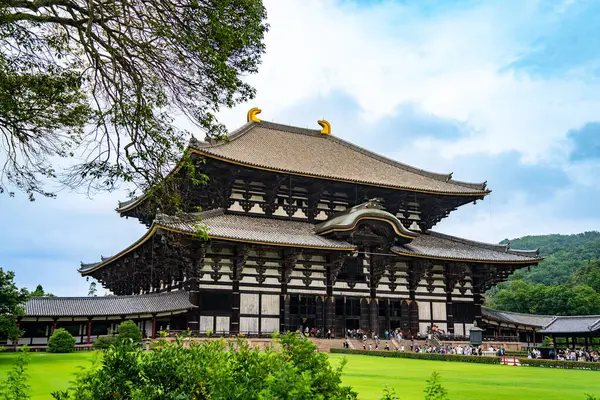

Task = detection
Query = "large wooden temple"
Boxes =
[15,109,543,345]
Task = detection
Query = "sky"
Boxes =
[2,0,600,296]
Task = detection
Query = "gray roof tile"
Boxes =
[157,209,354,249]
[540,316,600,334]
[392,231,542,263]
[482,307,555,328]
[192,121,488,195]
[25,291,195,317]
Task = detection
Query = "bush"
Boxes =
[330,349,502,365]
[53,333,358,400]
[47,328,75,353]
[0,346,30,399]
[92,336,117,350]
[117,320,142,344]
[521,358,600,371]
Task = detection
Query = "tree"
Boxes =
[47,328,76,353]
[29,284,53,297]
[0,268,27,342]
[0,0,268,200]
[117,320,141,344]
[87,282,97,297]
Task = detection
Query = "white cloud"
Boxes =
[217,0,600,166]
[5,0,600,295]
[437,188,600,243]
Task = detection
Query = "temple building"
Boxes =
[14,109,543,345]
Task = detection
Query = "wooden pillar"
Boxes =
[87,318,92,345]
[151,315,157,339]
[515,326,520,342]
[230,246,247,336]
[585,336,589,350]
[552,334,557,360]
[368,251,378,335]
[52,317,57,332]
[445,291,454,335]
[325,258,335,333]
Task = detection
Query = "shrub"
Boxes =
[117,320,142,344]
[424,371,448,400]
[53,333,358,400]
[92,336,117,350]
[520,358,600,371]
[0,345,30,399]
[330,349,501,365]
[47,328,75,353]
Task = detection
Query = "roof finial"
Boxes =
[247,107,261,123]
[318,119,331,135]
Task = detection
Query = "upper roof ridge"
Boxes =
[191,120,487,191]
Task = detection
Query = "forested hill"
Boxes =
[500,231,600,285]
[486,231,600,315]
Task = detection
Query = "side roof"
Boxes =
[24,291,195,317]
[539,316,600,334]
[81,208,540,276]
[392,231,542,264]
[80,209,355,275]
[118,119,489,213]
[482,307,555,328]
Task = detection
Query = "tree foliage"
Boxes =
[29,284,53,297]
[117,320,141,344]
[52,333,358,400]
[0,268,27,342]
[487,232,600,315]
[47,328,76,353]
[0,0,268,199]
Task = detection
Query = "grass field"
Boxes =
[0,351,599,399]
[0,352,98,399]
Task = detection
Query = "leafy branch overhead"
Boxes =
[0,0,268,199]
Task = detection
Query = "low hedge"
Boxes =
[520,358,600,371]
[331,349,600,371]
[330,349,501,365]
[505,351,528,356]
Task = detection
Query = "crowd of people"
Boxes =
[302,326,334,339]
[547,348,599,362]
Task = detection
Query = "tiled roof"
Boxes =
[191,121,488,195]
[539,316,600,334]
[80,210,355,274]
[482,308,554,328]
[117,120,489,213]
[392,231,542,264]
[24,291,195,317]
[157,209,354,249]
[315,200,416,239]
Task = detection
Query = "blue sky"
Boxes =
[2,0,600,296]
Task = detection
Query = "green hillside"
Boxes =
[500,231,600,285]
[486,231,600,315]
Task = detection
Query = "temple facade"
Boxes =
[15,109,543,344]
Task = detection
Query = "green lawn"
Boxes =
[0,351,97,399]
[329,353,599,400]
[0,351,599,400]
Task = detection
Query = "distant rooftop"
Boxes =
[25,291,195,317]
